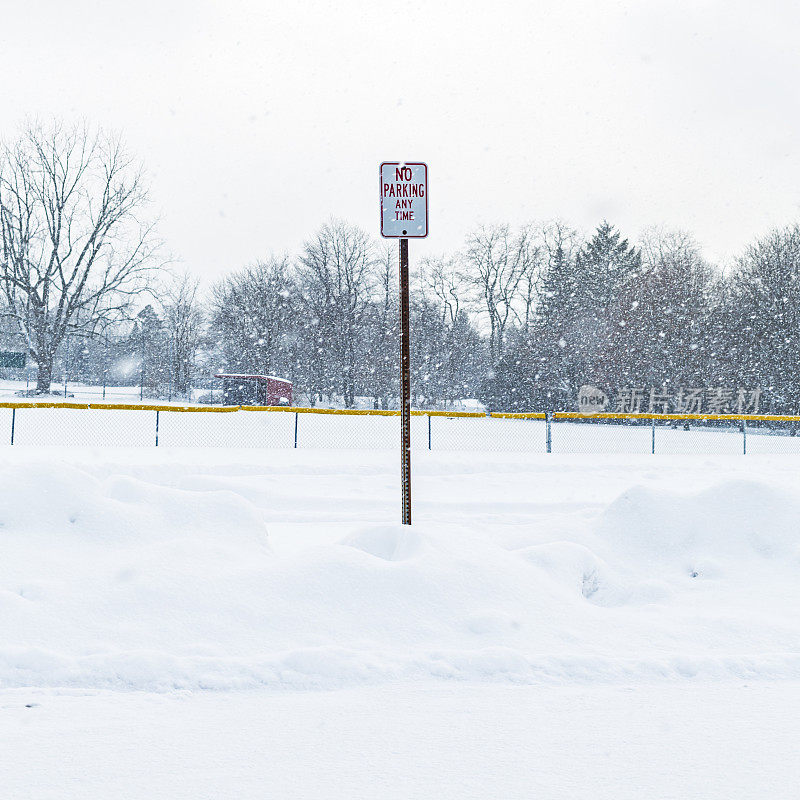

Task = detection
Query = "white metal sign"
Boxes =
[380,162,428,238]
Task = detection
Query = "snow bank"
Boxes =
[2,452,800,691]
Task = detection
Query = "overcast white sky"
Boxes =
[1,0,798,283]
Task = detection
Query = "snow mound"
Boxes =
[3,457,800,691]
[597,479,800,565]
[340,525,424,561]
[517,541,673,607]
[0,463,270,551]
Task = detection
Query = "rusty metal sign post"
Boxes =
[380,162,428,525]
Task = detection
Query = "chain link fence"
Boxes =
[2,404,800,453]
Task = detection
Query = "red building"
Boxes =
[214,374,293,406]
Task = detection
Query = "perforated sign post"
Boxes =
[380,162,428,525]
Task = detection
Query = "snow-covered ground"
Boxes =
[3,448,800,797]
[4,683,799,799]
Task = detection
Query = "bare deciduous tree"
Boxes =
[0,122,159,392]
[366,245,399,409]
[462,224,537,363]
[162,271,203,397]
[297,219,376,407]
[420,255,465,325]
[210,256,294,377]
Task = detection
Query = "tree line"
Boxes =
[2,123,800,413]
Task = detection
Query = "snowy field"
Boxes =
[0,379,188,404]
[3,447,800,798]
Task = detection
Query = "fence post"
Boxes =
[742,419,746,455]
[428,414,432,450]
[294,411,298,449]
[545,412,552,453]
[10,407,15,445]
[651,417,656,454]
[155,410,159,447]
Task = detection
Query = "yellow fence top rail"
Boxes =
[552,411,800,422]
[0,402,797,423]
[0,401,486,417]
[490,412,548,419]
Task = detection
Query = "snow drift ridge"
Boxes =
[2,457,800,691]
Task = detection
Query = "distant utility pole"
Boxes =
[168,336,173,402]
[63,336,69,398]
[140,336,145,401]
[103,337,109,400]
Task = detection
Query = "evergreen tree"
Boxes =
[722,224,800,413]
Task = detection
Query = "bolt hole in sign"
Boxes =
[380,162,428,238]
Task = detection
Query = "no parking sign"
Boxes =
[379,160,429,526]
[380,162,428,238]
